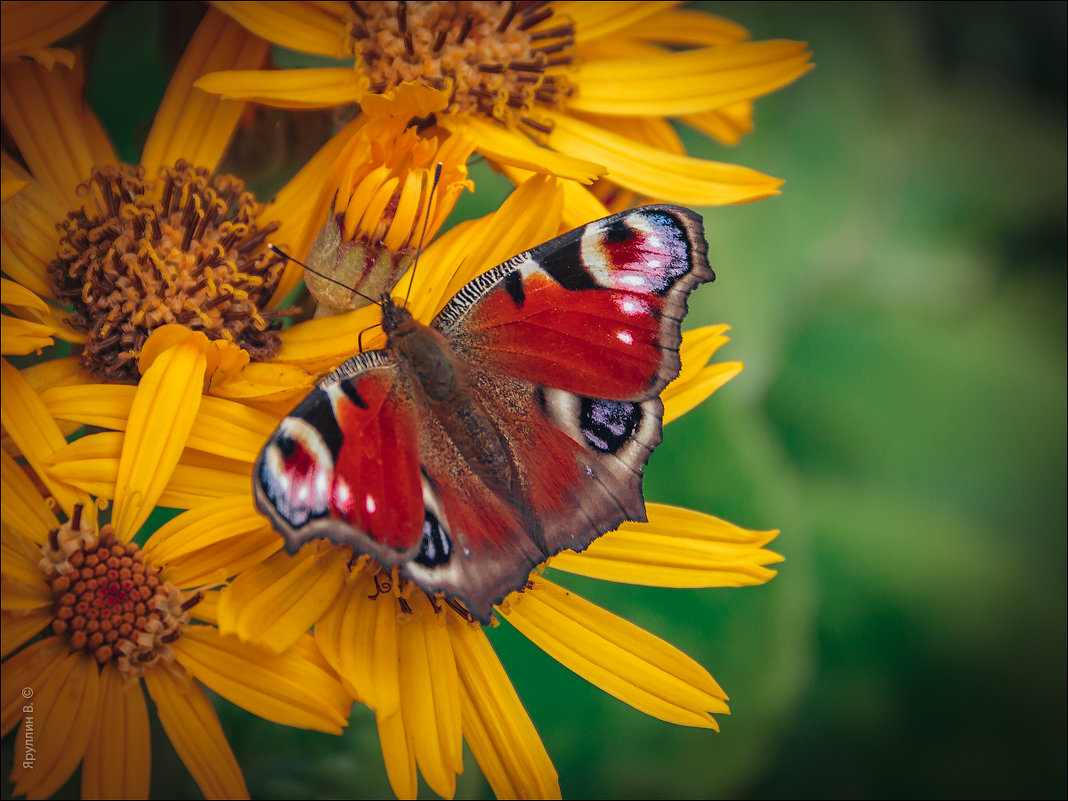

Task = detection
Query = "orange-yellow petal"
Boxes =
[195,66,364,108]
[143,665,249,800]
[112,342,207,539]
[397,595,462,798]
[376,708,418,800]
[81,661,151,800]
[143,495,282,589]
[210,0,348,56]
[314,570,401,716]
[42,383,279,463]
[441,113,605,184]
[0,1,105,58]
[569,40,813,117]
[0,357,84,514]
[500,576,728,728]
[544,110,782,205]
[141,7,270,177]
[45,431,253,508]
[218,544,348,653]
[549,504,782,587]
[552,0,681,44]
[451,618,560,799]
[9,648,100,799]
[0,609,52,659]
[174,626,350,734]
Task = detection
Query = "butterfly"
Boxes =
[254,205,714,622]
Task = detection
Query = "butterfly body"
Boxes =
[255,205,714,622]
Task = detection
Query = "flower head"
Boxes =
[301,109,475,316]
[1,433,350,799]
[198,1,813,206]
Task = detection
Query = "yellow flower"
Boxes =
[0,377,351,799]
[202,176,783,798]
[197,1,812,206]
[0,1,106,68]
[297,104,476,316]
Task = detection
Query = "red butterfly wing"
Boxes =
[435,204,712,399]
[400,206,713,616]
[255,353,426,564]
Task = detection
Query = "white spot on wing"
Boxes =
[364,494,377,515]
[617,330,634,345]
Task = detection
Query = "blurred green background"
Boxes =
[3,2,1065,799]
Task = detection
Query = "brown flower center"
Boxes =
[349,0,574,133]
[41,507,195,678]
[50,161,288,382]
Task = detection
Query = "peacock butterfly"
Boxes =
[254,205,714,622]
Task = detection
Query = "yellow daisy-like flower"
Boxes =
[197,0,812,206]
[0,1,106,68]
[183,175,784,798]
[0,373,351,799]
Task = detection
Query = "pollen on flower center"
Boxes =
[49,161,288,382]
[40,506,195,678]
[350,0,574,133]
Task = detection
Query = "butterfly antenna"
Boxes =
[268,244,380,307]
[403,161,444,308]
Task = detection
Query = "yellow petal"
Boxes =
[662,324,742,424]
[174,626,350,734]
[549,504,782,587]
[451,618,560,799]
[0,59,104,209]
[0,277,47,312]
[376,709,418,800]
[10,648,100,799]
[663,361,742,425]
[143,495,282,589]
[112,342,207,539]
[141,8,270,178]
[0,575,51,612]
[0,609,52,658]
[42,383,280,463]
[0,314,54,354]
[360,80,450,121]
[551,1,682,44]
[1,165,29,201]
[0,1,105,57]
[501,576,728,727]
[143,665,249,800]
[0,357,84,515]
[46,431,252,508]
[614,7,750,47]
[1,635,65,735]
[272,303,380,373]
[0,172,67,297]
[0,449,56,542]
[498,163,611,230]
[397,595,462,798]
[569,40,813,116]
[195,66,363,108]
[82,662,151,800]
[209,0,348,56]
[682,101,755,147]
[315,570,401,716]
[218,544,348,653]
[442,113,605,184]
[544,110,782,205]
[19,355,87,392]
